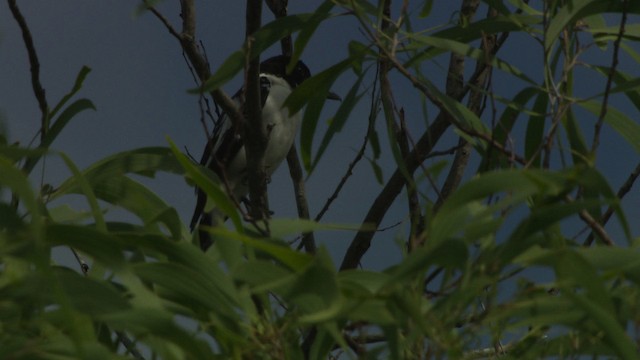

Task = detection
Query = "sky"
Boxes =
[1,1,639,272]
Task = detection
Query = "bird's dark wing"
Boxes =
[259,75,271,108]
[189,75,272,236]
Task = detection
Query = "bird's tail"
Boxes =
[194,208,225,251]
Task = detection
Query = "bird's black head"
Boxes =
[260,55,311,89]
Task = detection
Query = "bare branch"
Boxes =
[591,0,628,155]
[433,0,483,213]
[314,69,379,225]
[583,161,640,246]
[175,0,243,125]
[287,145,316,254]
[142,0,181,40]
[339,0,510,271]
[434,139,472,210]
[571,196,615,246]
[398,110,423,252]
[243,0,268,221]
[8,0,48,140]
[340,96,452,270]
[266,0,292,56]
[265,0,315,251]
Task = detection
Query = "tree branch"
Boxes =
[174,0,243,126]
[8,0,48,140]
[287,145,316,253]
[143,1,181,40]
[583,161,640,246]
[432,0,480,213]
[243,0,268,222]
[313,67,379,226]
[591,0,628,155]
[436,6,495,211]
[397,111,424,252]
[340,0,507,270]
[265,0,316,252]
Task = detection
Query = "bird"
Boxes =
[190,55,339,250]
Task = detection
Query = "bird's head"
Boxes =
[260,55,341,100]
[260,55,310,88]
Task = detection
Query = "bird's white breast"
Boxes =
[223,74,300,198]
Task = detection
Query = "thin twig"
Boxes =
[340,2,511,270]
[564,195,615,246]
[398,110,423,252]
[244,0,268,221]
[8,0,48,140]
[142,0,181,40]
[314,70,380,224]
[70,248,90,275]
[8,0,51,209]
[583,161,640,246]
[72,240,144,358]
[591,0,628,155]
[177,0,243,125]
[265,0,316,252]
[288,145,316,254]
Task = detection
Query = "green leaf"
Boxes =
[48,100,95,144]
[0,144,47,165]
[524,91,547,167]
[430,168,588,250]
[207,227,313,271]
[562,106,590,165]
[121,234,251,315]
[591,67,640,111]
[419,0,434,17]
[268,218,363,239]
[290,1,335,72]
[199,11,335,93]
[232,259,294,292]
[23,98,96,175]
[133,261,241,316]
[582,13,609,50]
[403,33,537,86]
[52,148,183,237]
[368,157,384,184]
[480,0,513,16]
[479,86,540,172]
[288,58,353,170]
[47,204,93,223]
[58,152,106,231]
[284,256,341,323]
[49,66,92,119]
[577,246,640,274]
[98,308,214,358]
[53,267,130,314]
[196,50,244,94]
[46,224,126,269]
[568,292,637,360]
[422,76,488,135]
[167,139,242,231]
[338,269,390,295]
[554,250,614,311]
[57,171,182,240]
[578,100,640,154]
[586,23,640,43]
[0,157,42,232]
[545,0,640,50]
[347,299,396,325]
[310,76,365,174]
[405,14,540,67]
[388,238,468,284]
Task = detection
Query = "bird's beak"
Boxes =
[327,91,342,101]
